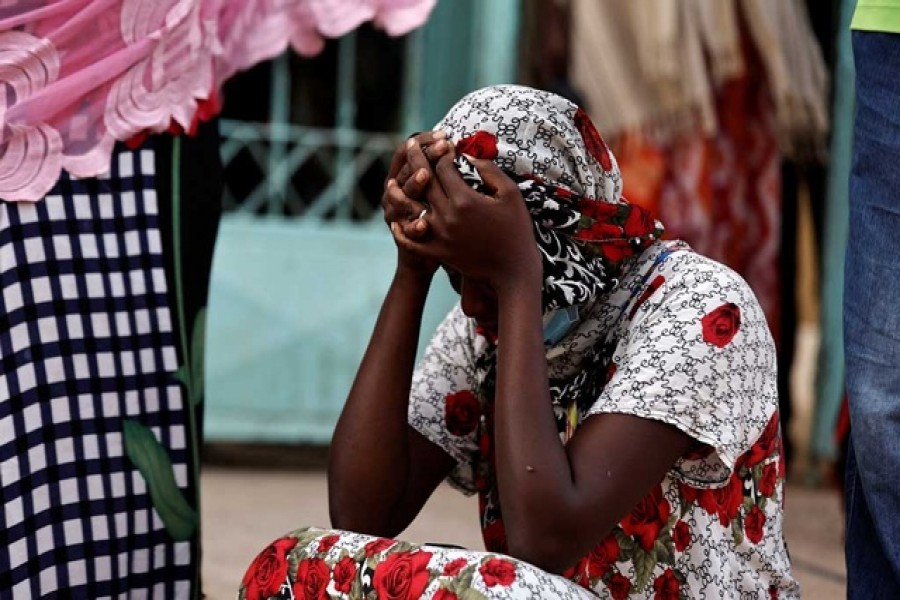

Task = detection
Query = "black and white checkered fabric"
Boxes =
[0,145,193,598]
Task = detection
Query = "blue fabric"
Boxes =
[845,439,900,597]
[844,29,900,596]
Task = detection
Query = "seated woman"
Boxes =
[239,85,798,599]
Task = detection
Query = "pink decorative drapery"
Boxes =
[0,0,436,201]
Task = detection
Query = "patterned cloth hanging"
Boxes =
[0,0,437,202]
[0,132,222,598]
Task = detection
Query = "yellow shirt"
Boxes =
[853,0,900,32]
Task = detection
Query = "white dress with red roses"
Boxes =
[238,241,799,600]
[406,240,799,599]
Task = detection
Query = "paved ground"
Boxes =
[200,466,845,599]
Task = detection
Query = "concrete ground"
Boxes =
[200,467,845,600]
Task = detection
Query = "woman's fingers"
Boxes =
[421,137,451,163]
[465,156,519,198]
[383,178,421,220]
[400,215,429,239]
[384,130,454,244]
[390,221,430,256]
[411,130,445,146]
[401,166,431,200]
[401,136,454,198]
[395,162,414,187]
[383,179,430,239]
[387,130,445,180]
[401,139,434,197]
[394,222,444,264]
[388,138,413,179]
[433,151,473,203]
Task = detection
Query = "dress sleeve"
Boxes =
[408,303,482,495]
[586,256,778,488]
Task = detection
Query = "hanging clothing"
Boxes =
[812,0,857,460]
[0,0,437,202]
[740,0,830,158]
[612,37,783,346]
[569,1,829,350]
[0,128,221,598]
[569,0,828,154]
[568,0,716,139]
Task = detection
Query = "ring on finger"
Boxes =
[417,208,428,220]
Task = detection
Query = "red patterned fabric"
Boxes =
[615,47,782,344]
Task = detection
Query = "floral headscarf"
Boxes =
[435,85,663,311]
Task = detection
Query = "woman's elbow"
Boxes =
[328,489,403,538]
[504,529,578,575]
[329,506,396,538]
[327,502,357,532]
[505,513,618,575]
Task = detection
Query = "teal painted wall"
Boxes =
[204,0,522,443]
[413,0,522,131]
[204,218,457,442]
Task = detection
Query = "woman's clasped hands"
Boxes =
[382,131,541,294]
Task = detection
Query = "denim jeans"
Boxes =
[845,30,900,598]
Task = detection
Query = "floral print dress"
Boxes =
[239,241,799,600]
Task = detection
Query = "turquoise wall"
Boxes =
[204,0,521,443]
[204,219,457,442]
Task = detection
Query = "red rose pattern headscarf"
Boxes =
[435,85,663,311]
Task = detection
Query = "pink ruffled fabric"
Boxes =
[0,0,436,201]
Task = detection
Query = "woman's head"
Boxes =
[435,85,622,203]
[432,85,663,318]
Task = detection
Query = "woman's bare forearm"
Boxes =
[491,276,692,573]
[491,276,580,568]
[327,268,433,534]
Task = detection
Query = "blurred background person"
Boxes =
[843,0,900,597]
